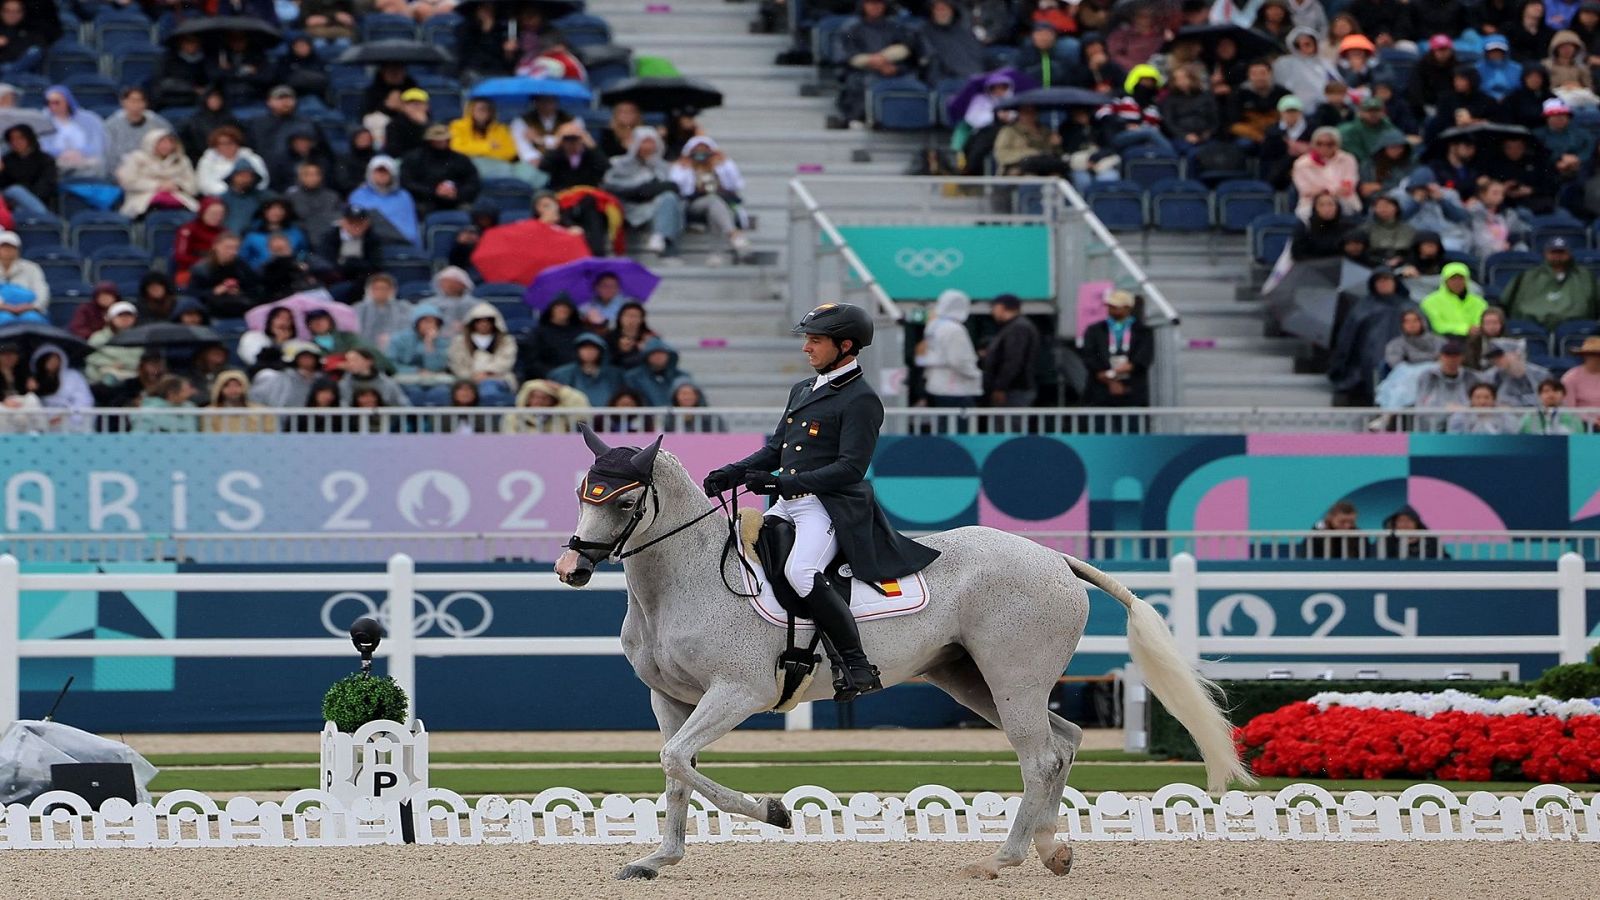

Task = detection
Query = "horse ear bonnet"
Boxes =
[583,447,652,504]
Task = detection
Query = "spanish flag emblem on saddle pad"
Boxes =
[737,555,930,629]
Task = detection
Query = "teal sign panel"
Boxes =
[837,224,1053,300]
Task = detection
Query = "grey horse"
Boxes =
[555,434,1252,881]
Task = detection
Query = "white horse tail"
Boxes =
[1064,555,1255,793]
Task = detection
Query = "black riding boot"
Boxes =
[806,573,883,702]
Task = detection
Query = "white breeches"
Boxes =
[767,494,837,597]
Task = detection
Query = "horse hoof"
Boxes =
[764,797,792,829]
[616,865,658,881]
[956,862,1000,881]
[1044,843,1074,876]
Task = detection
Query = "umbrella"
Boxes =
[1425,122,1541,158]
[164,16,283,47]
[1160,24,1281,65]
[575,43,632,70]
[335,40,454,66]
[1263,257,1343,347]
[108,323,223,347]
[470,76,592,104]
[944,67,1039,123]
[471,219,590,284]
[524,258,660,310]
[0,321,91,362]
[997,87,1111,111]
[599,77,723,113]
[244,291,360,338]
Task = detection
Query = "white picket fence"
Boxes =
[0,553,1593,734]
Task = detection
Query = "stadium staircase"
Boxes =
[1138,232,1330,407]
[593,0,925,405]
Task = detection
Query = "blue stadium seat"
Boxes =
[1505,318,1551,354]
[1485,250,1541,291]
[552,13,612,48]
[93,10,153,52]
[1085,182,1145,232]
[62,73,119,117]
[89,244,153,291]
[422,13,462,54]
[141,208,190,262]
[932,77,965,128]
[414,75,463,122]
[52,279,96,302]
[382,247,434,286]
[213,316,248,345]
[398,279,433,301]
[424,210,471,261]
[583,48,633,91]
[1148,178,1211,232]
[113,44,162,87]
[1554,319,1600,356]
[1121,152,1181,191]
[1248,212,1299,265]
[44,41,97,85]
[36,249,84,289]
[1530,213,1588,251]
[68,210,134,255]
[981,45,1020,70]
[476,282,524,301]
[480,178,535,217]
[491,298,535,334]
[13,215,63,252]
[869,76,934,130]
[332,84,367,122]
[10,73,48,108]
[359,13,417,42]
[811,15,853,71]
[1573,248,1600,269]
[48,298,82,328]
[1213,179,1274,233]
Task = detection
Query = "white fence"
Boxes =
[0,553,1592,733]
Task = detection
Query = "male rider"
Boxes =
[702,304,939,701]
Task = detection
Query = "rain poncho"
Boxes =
[39,85,107,177]
[915,288,983,398]
[348,155,419,245]
[1273,27,1343,107]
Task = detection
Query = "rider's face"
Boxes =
[802,333,835,369]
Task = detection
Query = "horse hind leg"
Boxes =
[921,657,1078,878]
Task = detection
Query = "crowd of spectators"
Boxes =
[0,0,757,431]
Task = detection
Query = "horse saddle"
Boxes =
[742,516,929,629]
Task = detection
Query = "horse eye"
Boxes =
[618,499,635,510]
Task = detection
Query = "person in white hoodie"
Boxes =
[1273,26,1343,108]
[916,288,983,407]
[669,135,750,263]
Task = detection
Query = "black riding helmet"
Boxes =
[791,302,873,352]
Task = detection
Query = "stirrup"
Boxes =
[832,664,883,703]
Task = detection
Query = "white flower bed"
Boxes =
[1308,689,1600,720]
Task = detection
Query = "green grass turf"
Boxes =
[146,763,1586,797]
[144,749,1160,767]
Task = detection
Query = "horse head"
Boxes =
[555,423,665,587]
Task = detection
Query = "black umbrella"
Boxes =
[336,40,455,66]
[997,87,1112,111]
[108,323,223,348]
[600,77,724,112]
[0,322,91,362]
[1425,122,1542,159]
[164,16,283,47]
[575,43,632,70]
[1160,24,1282,65]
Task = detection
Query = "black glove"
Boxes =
[702,465,740,497]
[744,471,781,496]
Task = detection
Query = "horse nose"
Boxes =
[555,549,593,587]
[567,566,593,587]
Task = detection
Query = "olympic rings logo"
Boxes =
[893,247,964,278]
[320,591,495,639]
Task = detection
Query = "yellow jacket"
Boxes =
[449,116,518,162]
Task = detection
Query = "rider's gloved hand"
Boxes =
[743,471,782,496]
[702,465,741,497]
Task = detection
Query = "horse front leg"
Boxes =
[618,691,695,881]
[658,684,787,827]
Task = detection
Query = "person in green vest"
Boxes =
[1501,236,1600,332]
[1420,261,1487,337]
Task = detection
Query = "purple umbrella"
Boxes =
[944,67,1039,124]
[244,290,359,338]
[523,258,661,311]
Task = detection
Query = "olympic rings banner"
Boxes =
[834,225,1054,301]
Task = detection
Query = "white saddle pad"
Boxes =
[737,553,930,628]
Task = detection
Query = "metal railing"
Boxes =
[3,405,1594,435]
[785,175,1184,406]
[6,529,1600,566]
[1,553,1591,737]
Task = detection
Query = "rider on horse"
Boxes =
[702,303,940,701]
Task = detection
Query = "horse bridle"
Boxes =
[565,478,761,597]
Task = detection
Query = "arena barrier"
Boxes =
[1,783,1596,849]
[0,553,1593,733]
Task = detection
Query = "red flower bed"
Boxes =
[1236,703,1600,783]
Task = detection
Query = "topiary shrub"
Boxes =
[322,673,410,732]
[1590,642,1600,668]
[1532,662,1600,700]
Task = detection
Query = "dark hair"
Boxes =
[1539,378,1566,393]
[152,374,188,400]
[119,86,146,101]
[1469,382,1497,400]
[993,293,1022,311]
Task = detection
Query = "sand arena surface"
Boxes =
[7,840,1587,900]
